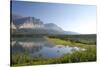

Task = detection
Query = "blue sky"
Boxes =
[11,1,96,34]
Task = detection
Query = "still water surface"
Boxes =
[11,37,84,58]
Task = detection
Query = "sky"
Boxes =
[11,1,96,34]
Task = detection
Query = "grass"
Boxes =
[11,35,96,66]
[11,46,96,66]
[48,34,96,45]
[47,37,95,48]
[47,38,72,46]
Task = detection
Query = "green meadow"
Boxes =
[11,34,96,66]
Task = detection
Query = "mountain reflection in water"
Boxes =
[11,37,84,58]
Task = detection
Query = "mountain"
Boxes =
[45,23,63,31]
[11,14,78,35]
[63,31,79,35]
[14,17,43,25]
[44,23,65,35]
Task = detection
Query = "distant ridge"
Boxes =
[11,14,79,35]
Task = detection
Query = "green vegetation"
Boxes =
[11,46,96,66]
[11,34,96,66]
[48,34,96,45]
[47,37,95,48]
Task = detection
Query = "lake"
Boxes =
[11,37,85,58]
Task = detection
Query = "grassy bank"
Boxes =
[48,34,96,45]
[47,38,95,48]
[11,45,96,66]
[11,35,96,66]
